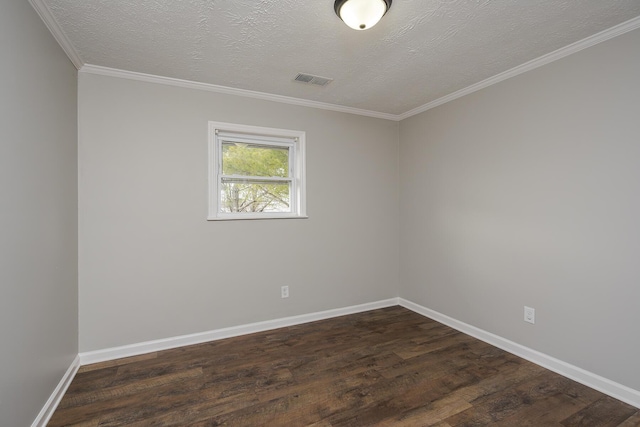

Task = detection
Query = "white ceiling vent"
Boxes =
[294,73,333,87]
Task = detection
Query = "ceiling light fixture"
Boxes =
[334,0,392,31]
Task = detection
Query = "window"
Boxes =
[208,122,307,220]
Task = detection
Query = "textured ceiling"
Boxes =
[43,0,640,116]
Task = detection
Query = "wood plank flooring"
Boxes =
[48,307,640,426]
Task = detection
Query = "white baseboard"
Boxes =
[79,298,400,366]
[31,354,81,427]
[38,297,639,425]
[399,298,640,409]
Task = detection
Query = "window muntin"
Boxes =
[208,122,306,220]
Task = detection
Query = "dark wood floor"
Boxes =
[49,307,640,426]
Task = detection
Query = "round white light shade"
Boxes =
[337,0,390,31]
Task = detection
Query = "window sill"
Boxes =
[207,215,309,221]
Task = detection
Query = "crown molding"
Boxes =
[79,64,401,121]
[47,9,640,121]
[29,0,84,69]
[398,14,640,120]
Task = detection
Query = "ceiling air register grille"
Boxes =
[294,73,333,87]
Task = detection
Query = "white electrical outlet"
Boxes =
[524,306,535,324]
[281,286,289,299]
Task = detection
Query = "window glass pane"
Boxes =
[222,142,289,177]
[220,181,291,213]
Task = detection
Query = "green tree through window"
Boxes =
[220,143,291,213]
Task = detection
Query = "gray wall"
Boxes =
[0,1,78,426]
[78,73,399,352]
[399,28,640,390]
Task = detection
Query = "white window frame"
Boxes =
[208,121,307,220]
